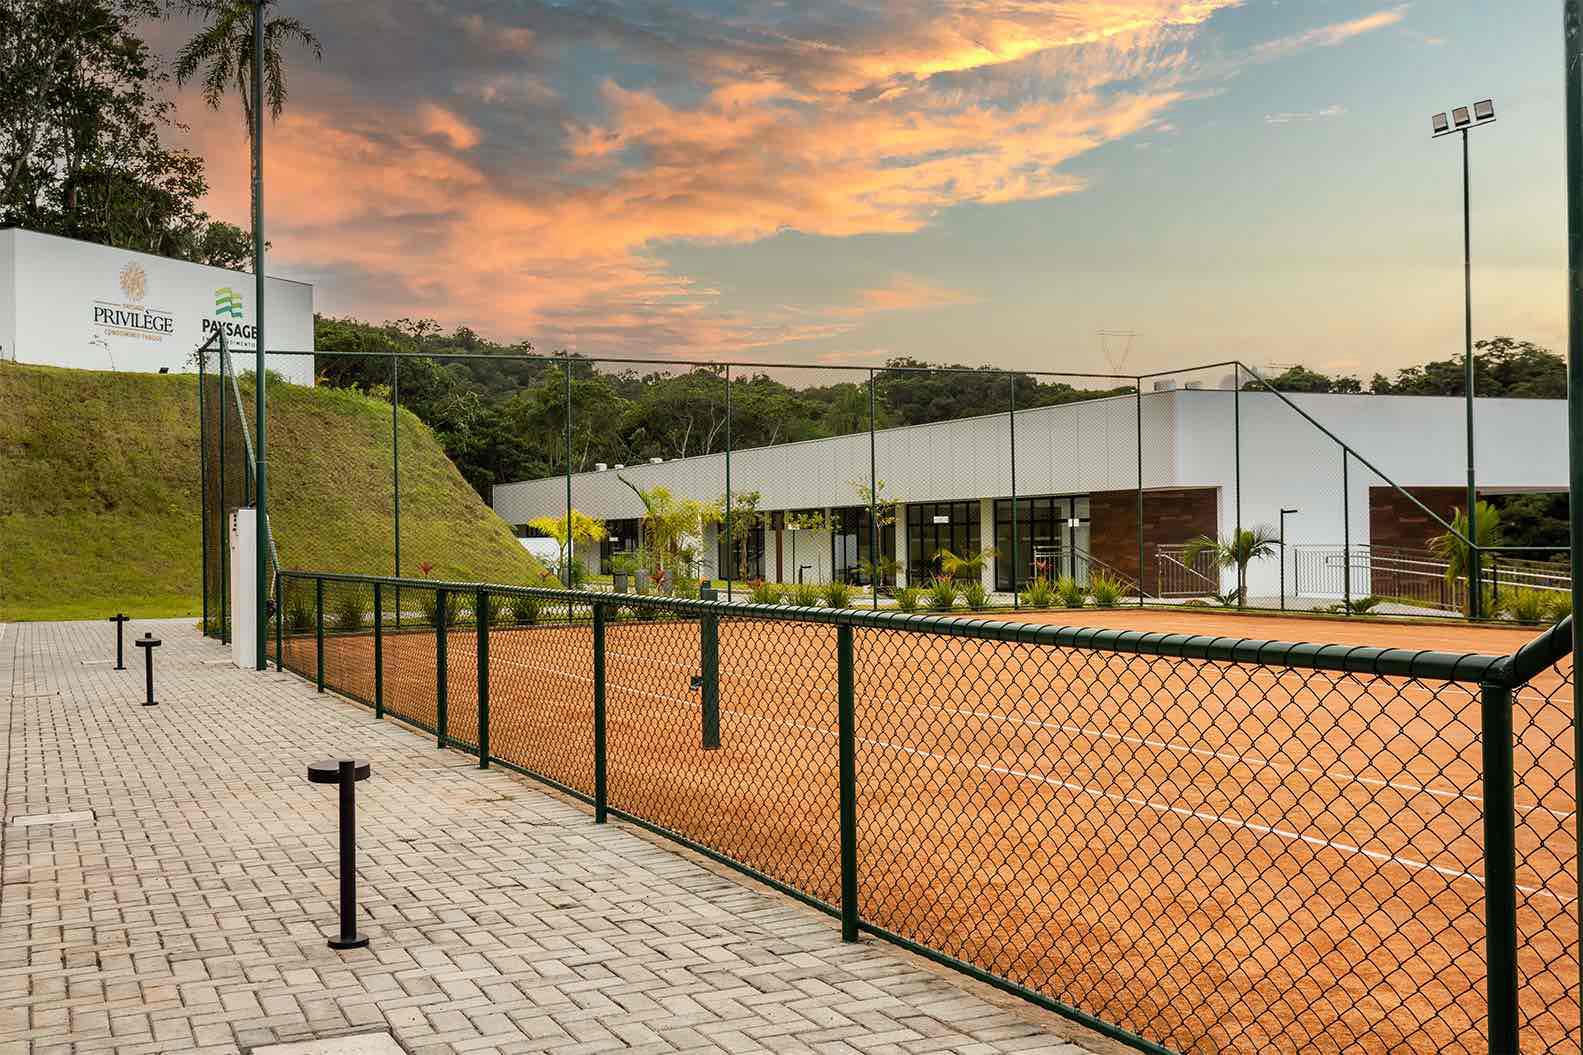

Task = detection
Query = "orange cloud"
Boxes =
[183,1,1251,355]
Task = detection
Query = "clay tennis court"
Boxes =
[285,603,1577,1055]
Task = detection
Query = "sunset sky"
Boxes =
[158,2,1567,377]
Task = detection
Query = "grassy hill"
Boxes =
[0,362,547,621]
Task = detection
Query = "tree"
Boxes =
[174,0,321,242]
[1245,365,1363,394]
[527,511,606,580]
[1181,527,1281,607]
[1370,339,1565,399]
[617,475,718,586]
[1427,501,1502,615]
[936,547,997,582]
[1,0,225,253]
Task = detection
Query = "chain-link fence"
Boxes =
[215,348,1564,630]
[274,567,1577,1055]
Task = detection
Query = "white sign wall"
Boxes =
[0,227,315,384]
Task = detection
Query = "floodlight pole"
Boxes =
[252,0,269,670]
[1461,125,1481,619]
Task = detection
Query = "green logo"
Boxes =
[214,287,243,319]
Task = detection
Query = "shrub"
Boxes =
[822,581,854,608]
[1056,576,1087,608]
[926,576,958,612]
[1545,590,1573,624]
[749,580,783,605]
[1090,574,1124,608]
[1505,588,1550,624]
[418,590,460,627]
[508,595,542,626]
[962,581,990,610]
[1021,577,1055,608]
[287,591,313,633]
[894,586,923,612]
[787,581,822,607]
[331,591,367,632]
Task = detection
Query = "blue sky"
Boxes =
[170,1,1572,377]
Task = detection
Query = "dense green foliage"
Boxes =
[314,316,1135,499]
[1253,339,1565,399]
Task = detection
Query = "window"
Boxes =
[906,501,980,582]
[993,496,1090,590]
[718,515,765,581]
[831,506,897,586]
[599,517,641,574]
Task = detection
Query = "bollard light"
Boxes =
[308,758,372,949]
[108,613,131,670]
[133,632,161,705]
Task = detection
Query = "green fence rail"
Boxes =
[273,568,1578,1055]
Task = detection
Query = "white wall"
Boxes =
[0,228,314,384]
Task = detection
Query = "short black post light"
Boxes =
[1279,508,1300,612]
[134,632,161,705]
[307,758,372,949]
[1431,98,1495,619]
[108,613,131,670]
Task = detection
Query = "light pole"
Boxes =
[1279,508,1299,611]
[1432,98,1495,619]
[252,0,269,669]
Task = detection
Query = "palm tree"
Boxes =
[174,0,321,234]
[1181,527,1280,608]
[527,511,606,584]
[935,547,998,582]
[1427,501,1502,614]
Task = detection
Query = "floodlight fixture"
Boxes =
[1453,106,1471,127]
[1473,98,1494,121]
[1432,112,1450,134]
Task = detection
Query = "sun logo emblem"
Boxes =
[119,262,147,302]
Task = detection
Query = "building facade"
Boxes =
[492,387,1567,602]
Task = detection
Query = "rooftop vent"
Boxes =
[1184,381,1204,390]
[649,457,663,464]
[1152,380,1178,392]
[595,462,608,472]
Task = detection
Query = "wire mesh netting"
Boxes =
[199,344,255,639]
[280,570,1578,1055]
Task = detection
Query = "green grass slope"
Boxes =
[0,362,546,621]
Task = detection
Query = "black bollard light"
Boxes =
[307,758,372,949]
[133,632,161,705]
[108,613,131,670]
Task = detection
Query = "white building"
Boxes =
[0,227,314,384]
[492,385,1567,606]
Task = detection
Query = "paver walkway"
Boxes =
[0,619,1117,1055]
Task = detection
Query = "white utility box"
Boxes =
[229,508,257,669]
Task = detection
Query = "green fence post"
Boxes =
[476,587,490,769]
[436,589,448,749]
[373,581,384,720]
[724,364,733,601]
[314,577,324,693]
[1342,451,1352,614]
[274,570,283,671]
[837,622,858,942]
[199,361,210,636]
[1479,681,1519,1054]
[593,601,608,823]
[701,611,720,750]
[1234,365,1242,604]
[1135,381,1145,606]
[1009,373,1018,609]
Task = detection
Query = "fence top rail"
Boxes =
[281,568,1529,684]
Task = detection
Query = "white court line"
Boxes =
[605,646,1576,822]
[515,652,1571,904]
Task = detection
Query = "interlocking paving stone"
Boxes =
[0,618,1120,1055]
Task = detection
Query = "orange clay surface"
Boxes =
[285,607,1576,1055]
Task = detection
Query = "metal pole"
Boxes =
[1009,374,1018,609]
[219,349,229,645]
[564,360,573,591]
[373,581,383,719]
[436,588,448,748]
[869,369,879,609]
[274,570,282,671]
[333,760,365,948]
[593,601,608,823]
[1279,518,1286,612]
[700,612,720,750]
[1561,3,1583,1023]
[1479,682,1519,1055]
[476,588,489,768]
[1136,381,1145,605]
[837,622,858,942]
[252,0,268,673]
[199,357,210,635]
[1342,452,1352,614]
[1234,365,1242,604]
[314,577,324,692]
[724,365,733,601]
[1463,126,1482,621]
[392,354,400,629]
